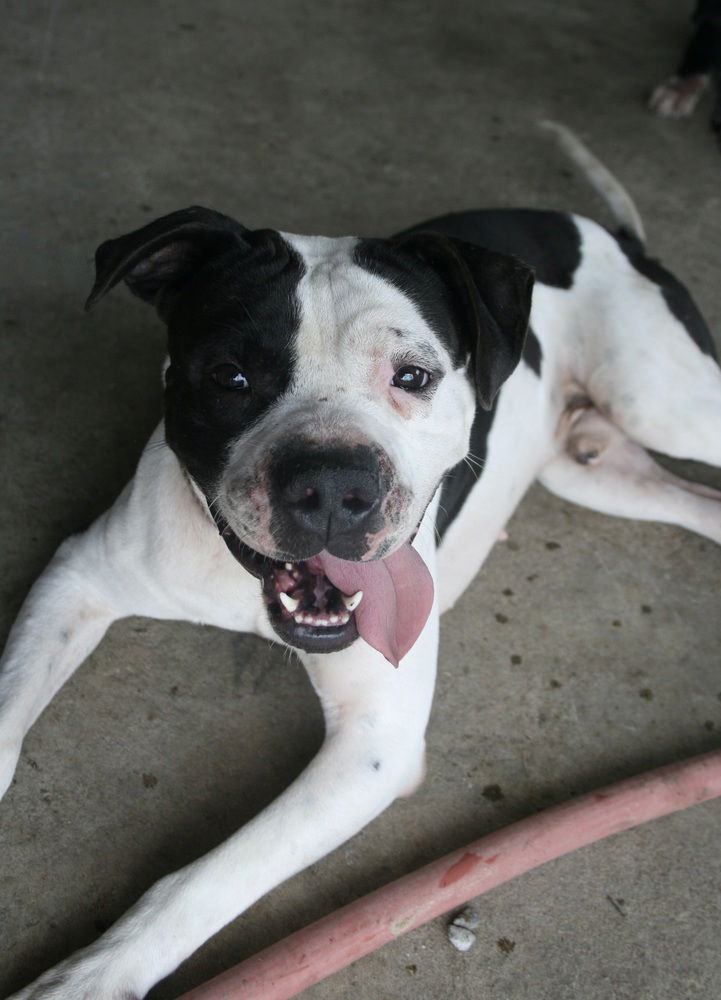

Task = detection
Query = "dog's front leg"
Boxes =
[6,597,439,1000]
[0,531,119,800]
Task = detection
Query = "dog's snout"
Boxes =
[283,466,379,524]
[270,445,384,559]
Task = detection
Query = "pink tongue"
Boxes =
[314,544,434,668]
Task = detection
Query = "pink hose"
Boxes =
[177,748,721,1000]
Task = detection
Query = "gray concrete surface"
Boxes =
[2,1,720,997]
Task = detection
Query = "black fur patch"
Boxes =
[163,233,306,490]
[397,209,582,290]
[436,325,540,539]
[615,230,717,359]
[522,326,543,376]
[435,403,497,541]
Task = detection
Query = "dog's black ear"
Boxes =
[395,232,534,410]
[85,206,247,316]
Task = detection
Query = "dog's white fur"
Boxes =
[3,188,721,997]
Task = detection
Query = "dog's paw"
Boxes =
[4,951,142,1000]
[649,73,709,117]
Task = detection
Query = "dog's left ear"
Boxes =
[84,205,249,317]
[396,232,534,410]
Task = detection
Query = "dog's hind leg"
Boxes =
[593,347,721,471]
[579,230,721,470]
[538,405,721,544]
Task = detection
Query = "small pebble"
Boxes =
[452,906,480,931]
[448,924,476,952]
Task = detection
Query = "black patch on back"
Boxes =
[435,402,497,541]
[163,234,306,490]
[396,209,581,289]
[615,230,717,359]
[522,326,542,376]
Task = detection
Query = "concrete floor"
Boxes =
[2,1,721,997]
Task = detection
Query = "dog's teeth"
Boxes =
[279,592,300,613]
[284,562,294,571]
[342,590,363,612]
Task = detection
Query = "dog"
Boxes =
[649,1,721,137]
[2,127,721,999]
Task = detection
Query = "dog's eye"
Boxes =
[392,365,431,391]
[211,365,250,390]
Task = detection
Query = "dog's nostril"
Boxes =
[342,492,374,516]
[291,486,320,511]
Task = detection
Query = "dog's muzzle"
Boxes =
[212,442,434,666]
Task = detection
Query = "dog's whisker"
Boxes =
[465,450,486,470]
[416,509,443,546]
[142,439,168,454]
[462,456,483,480]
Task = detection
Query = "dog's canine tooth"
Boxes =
[279,592,301,613]
[284,562,295,571]
[342,590,363,612]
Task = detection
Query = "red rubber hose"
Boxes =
[177,748,721,1000]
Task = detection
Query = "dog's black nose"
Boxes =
[269,445,383,559]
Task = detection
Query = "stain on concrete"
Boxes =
[482,783,504,802]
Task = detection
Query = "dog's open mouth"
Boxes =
[258,554,361,654]
[212,512,434,666]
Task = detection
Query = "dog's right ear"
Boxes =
[85,206,247,316]
[391,232,534,410]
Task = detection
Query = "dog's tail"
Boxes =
[539,120,646,246]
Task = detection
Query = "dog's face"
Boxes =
[88,207,533,664]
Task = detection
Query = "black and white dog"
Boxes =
[2,128,721,999]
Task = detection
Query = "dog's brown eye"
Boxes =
[392,365,431,391]
[212,364,250,390]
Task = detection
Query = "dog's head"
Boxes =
[87,206,533,665]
